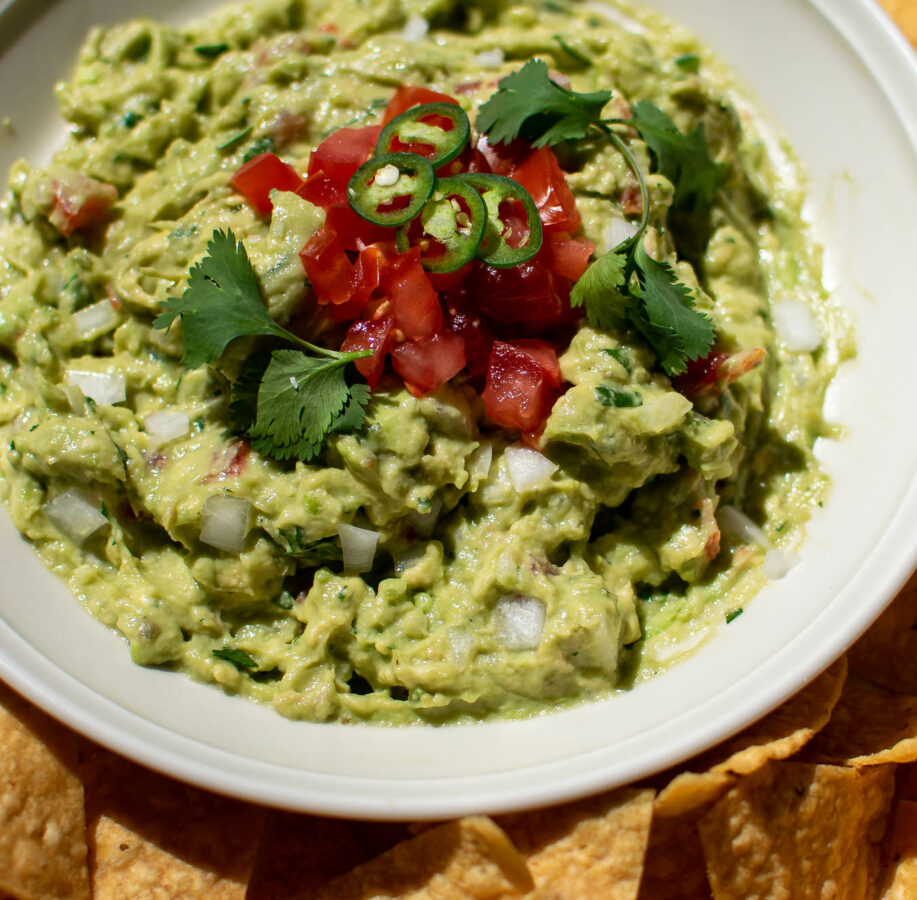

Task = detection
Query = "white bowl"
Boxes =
[0,0,914,819]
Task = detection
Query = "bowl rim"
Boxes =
[0,0,914,820]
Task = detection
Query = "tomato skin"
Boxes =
[299,227,353,305]
[382,247,442,340]
[511,146,581,233]
[341,315,394,388]
[428,262,472,293]
[469,250,581,333]
[48,175,118,237]
[671,351,730,396]
[482,340,561,432]
[444,296,493,379]
[231,152,305,215]
[511,339,562,388]
[381,87,460,125]
[547,232,595,281]
[391,332,466,394]
[325,205,392,252]
[300,126,381,208]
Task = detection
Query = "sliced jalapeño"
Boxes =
[396,176,486,273]
[347,152,436,227]
[376,103,471,169]
[457,173,543,268]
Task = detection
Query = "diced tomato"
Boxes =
[444,296,493,379]
[671,351,729,397]
[382,248,442,340]
[325,205,391,252]
[472,135,528,176]
[230,152,305,215]
[547,232,595,281]
[381,87,460,125]
[428,262,472,293]
[390,332,465,394]
[482,340,561,433]
[469,250,581,333]
[299,228,354,305]
[341,315,394,388]
[48,174,118,237]
[306,126,381,181]
[300,126,381,208]
[511,146,581,233]
[511,339,562,388]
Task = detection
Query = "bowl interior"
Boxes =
[0,0,914,818]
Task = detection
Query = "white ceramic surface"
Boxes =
[0,0,914,820]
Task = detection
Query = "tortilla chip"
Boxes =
[878,0,917,47]
[636,801,714,900]
[849,572,917,695]
[896,762,917,801]
[698,761,894,900]
[802,679,917,766]
[878,799,917,899]
[308,816,533,899]
[78,743,266,899]
[247,813,411,898]
[0,681,90,900]
[655,657,846,818]
[496,787,654,899]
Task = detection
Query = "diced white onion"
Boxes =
[468,443,493,482]
[200,495,251,553]
[402,14,428,42]
[338,522,378,573]
[583,1,644,32]
[717,505,770,547]
[603,217,639,253]
[406,495,442,539]
[394,542,427,574]
[494,595,546,651]
[143,410,189,447]
[43,489,107,543]
[505,446,558,492]
[772,298,822,352]
[71,300,120,341]
[63,383,87,415]
[762,548,800,580]
[66,370,126,406]
[473,48,505,69]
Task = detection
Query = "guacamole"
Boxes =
[0,0,848,724]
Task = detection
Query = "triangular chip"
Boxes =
[0,682,90,900]
[849,572,917,695]
[655,657,846,817]
[79,743,265,899]
[878,799,917,899]
[698,761,894,899]
[497,787,654,899]
[802,678,917,766]
[307,816,533,899]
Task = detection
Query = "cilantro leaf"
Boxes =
[569,249,629,332]
[155,229,293,368]
[630,243,714,375]
[163,230,371,463]
[248,349,371,462]
[629,100,727,213]
[212,647,257,670]
[476,59,611,148]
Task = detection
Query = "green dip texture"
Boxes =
[0,0,850,723]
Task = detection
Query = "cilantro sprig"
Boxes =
[477,59,720,375]
[155,230,370,462]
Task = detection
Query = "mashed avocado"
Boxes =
[0,0,849,724]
